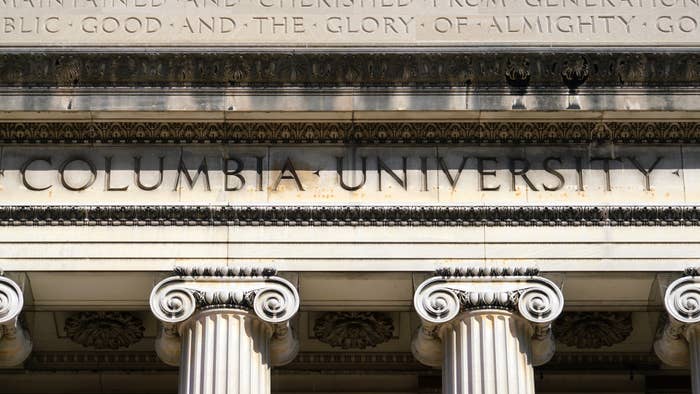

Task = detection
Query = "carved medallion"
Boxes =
[553,312,633,349]
[64,312,145,350]
[313,312,394,350]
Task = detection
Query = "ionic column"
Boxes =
[412,268,564,394]
[0,273,32,367]
[150,267,300,394]
[654,270,700,394]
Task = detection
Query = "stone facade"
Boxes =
[1,7,700,393]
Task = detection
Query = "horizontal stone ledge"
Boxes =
[1,121,700,144]
[22,351,661,372]
[0,205,699,227]
[0,51,697,88]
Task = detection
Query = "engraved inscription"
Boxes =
[0,0,698,46]
[0,146,689,206]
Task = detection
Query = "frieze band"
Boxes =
[0,52,697,88]
[1,205,699,226]
[1,121,700,144]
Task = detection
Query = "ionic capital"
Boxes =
[0,274,32,367]
[655,270,700,367]
[412,267,564,367]
[149,266,300,367]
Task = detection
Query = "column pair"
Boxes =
[151,267,565,394]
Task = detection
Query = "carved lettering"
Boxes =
[20,157,52,191]
[273,158,305,191]
[58,157,96,191]
[590,157,621,191]
[378,157,407,191]
[224,157,246,191]
[104,156,129,191]
[438,156,468,189]
[477,157,500,192]
[134,156,164,191]
[542,157,565,192]
[509,158,538,191]
[2,150,685,198]
[337,156,367,191]
[174,156,211,191]
[627,156,663,191]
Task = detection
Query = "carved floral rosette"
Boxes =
[412,268,564,367]
[0,275,32,367]
[655,273,700,367]
[149,267,300,367]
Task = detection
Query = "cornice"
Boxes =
[1,121,700,144]
[0,52,697,89]
[0,205,699,227]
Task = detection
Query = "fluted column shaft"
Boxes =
[686,325,700,394]
[441,311,535,394]
[179,310,272,394]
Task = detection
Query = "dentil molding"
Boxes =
[1,205,699,227]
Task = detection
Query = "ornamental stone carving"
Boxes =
[313,312,394,349]
[554,312,633,349]
[412,267,564,394]
[414,267,562,327]
[2,121,700,145]
[4,205,700,227]
[0,273,32,367]
[654,270,700,369]
[149,266,300,367]
[64,312,144,350]
[2,52,694,89]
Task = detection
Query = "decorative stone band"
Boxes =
[1,121,700,145]
[0,53,697,89]
[654,270,700,368]
[412,268,564,368]
[0,274,32,367]
[2,205,700,227]
[149,266,300,367]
